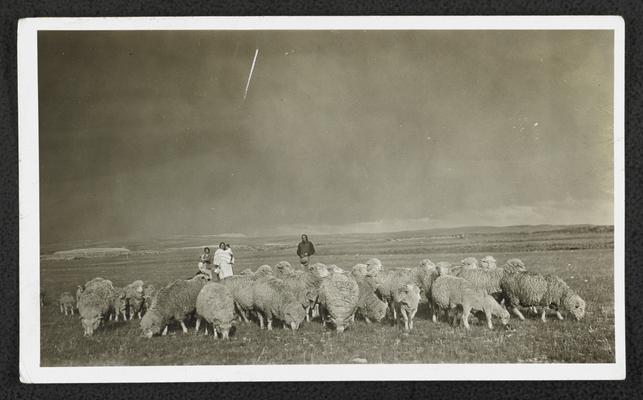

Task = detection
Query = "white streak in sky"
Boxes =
[243,48,259,101]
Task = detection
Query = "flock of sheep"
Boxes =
[52,255,587,339]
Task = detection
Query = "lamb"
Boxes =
[317,269,359,333]
[108,287,128,321]
[123,280,145,319]
[140,274,209,338]
[58,292,75,315]
[500,271,586,322]
[195,282,235,339]
[393,283,421,331]
[76,285,84,303]
[77,277,116,336]
[431,275,510,330]
[251,276,307,331]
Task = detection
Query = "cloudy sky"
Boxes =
[38,29,614,243]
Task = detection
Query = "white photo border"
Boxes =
[18,15,625,383]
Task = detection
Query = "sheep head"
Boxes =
[81,316,101,336]
[563,293,586,320]
[284,303,306,330]
[140,309,164,338]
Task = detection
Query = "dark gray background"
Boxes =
[39,29,613,244]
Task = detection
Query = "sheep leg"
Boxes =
[71,307,74,315]
[511,306,526,321]
[364,316,371,324]
[556,311,564,320]
[541,308,548,323]
[162,325,168,336]
[409,308,417,331]
[485,309,493,330]
[138,311,142,319]
[180,320,188,334]
[204,324,209,335]
[267,317,273,331]
[461,306,471,330]
[257,312,265,329]
[195,317,201,333]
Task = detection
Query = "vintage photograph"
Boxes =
[19,17,625,381]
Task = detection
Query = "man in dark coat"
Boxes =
[296,234,315,267]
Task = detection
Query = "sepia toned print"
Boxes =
[18,17,624,381]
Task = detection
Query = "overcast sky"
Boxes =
[38,30,614,243]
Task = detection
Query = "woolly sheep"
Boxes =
[500,271,586,322]
[354,278,388,323]
[480,256,497,270]
[274,261,295,280]
[108,287,128,321]
[78,277,115,336]
[376,261,435,322]
[283,268,324,322]
[196,282,235,339]
[456,258,527,303]
[318,271,359,333]
[140,274,209,338]
[461,257,479,269]
[58,292,75,315]
[365,258,383,275]
[351,263,369,281]
[431,275,510,330]
[252,276,307,331]
[393,283,421,331]
[124,280,145,320]
[220,274,261,323]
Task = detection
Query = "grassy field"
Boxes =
[39,226,615,366]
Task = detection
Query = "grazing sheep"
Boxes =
[77,278,116,336]
[124,280,145,320]
[108,287,128,321]
[354,278,388,324]
[431,275,510,330]
[140,274,209,338]
[376,261,435,322]
[393,284,421,331]
[195,282,235,339]
[318,270,359,333]
[252,276,307,331]
[480,256,497,270]
[456,258,527,303]
[220,274,260,323]
[58,292,75,315]
[500,271,586,322]
[283,268,324,322]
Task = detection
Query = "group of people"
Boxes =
[197,234,316,280]
[198,242,235,281]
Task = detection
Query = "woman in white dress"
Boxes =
[213,242,234,280]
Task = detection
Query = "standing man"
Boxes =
[297,234,315,267]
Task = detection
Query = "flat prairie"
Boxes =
[39,225,615,366]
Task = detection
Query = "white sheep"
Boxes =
[123,280,145,320]
[139,274,209,338]
[251,276,307,331]
[108,287,127,321]
[77,277,116,336]
[480,255,497,270]
[58,292,75,315]
[456,258,527,303]
[317,268,359,333]
[375,261,435,322]
[196,282,235,339]
[431,275,510,330]
[354,277,388,323]
[393,283,421,331]
[500,271,586,322]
